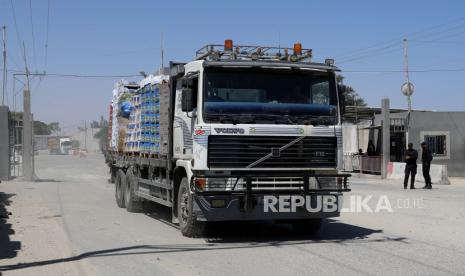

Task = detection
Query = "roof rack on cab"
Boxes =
[195,39,314,63]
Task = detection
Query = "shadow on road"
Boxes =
[34,178,63,183]
[0,220,406,272]
[0,191,21,260]
[0,201,406,272]
[203,219,389,243]
[143,202,393,243]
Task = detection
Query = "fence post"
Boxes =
[381,98,390,179]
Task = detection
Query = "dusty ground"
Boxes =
[1,153,465,275]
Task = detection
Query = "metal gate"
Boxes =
[9,113,23,178]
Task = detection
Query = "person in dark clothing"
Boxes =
[404,142,418,189]
[421,141,433,189]
[367,140,376,156]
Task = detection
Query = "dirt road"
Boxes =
[1,153,465,275]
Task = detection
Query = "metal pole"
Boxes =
[2,25,6,105]
[23,85,33,181]
[403,38,411,145]
[381,98,390,179]
[22,42,34,181]
[12,75,15,111]
[354,94,359,152]
[31,113,35,178]
[84,120,87,149]
[161,32,164,70]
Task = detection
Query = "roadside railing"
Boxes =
[343,153,382,174]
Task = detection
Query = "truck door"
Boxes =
[173,74,198,159]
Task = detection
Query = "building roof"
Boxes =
[343,106,429,122]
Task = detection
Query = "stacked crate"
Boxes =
[123,74,169,156]
[159,81,170,156]
[109,80,139,152]
[125,93,141,152]
[107,104,113,150]
[140,83,160,154]
[109,85,121,151]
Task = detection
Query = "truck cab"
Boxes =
[59,138,72,155]
[170,41,350,235]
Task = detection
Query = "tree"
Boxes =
[337,75,367,107]
[90,120,100,128]
[71,140,80,149]
[48,122,61,135]
[99,116,108,127]
[93,124,109,152]
[34,121,52,135]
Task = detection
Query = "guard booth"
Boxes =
[0,106,23,181]
[390,118,406,162]
[342,106,409,174]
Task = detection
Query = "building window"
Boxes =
[424,135,447,156]
[420,131,450,160]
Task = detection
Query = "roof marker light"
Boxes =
[293,43,302,55]
[224,39,233,51]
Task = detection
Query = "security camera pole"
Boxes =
[20,42,46,181]
[402,38,414,146]
[22,63,34,181]
[2,25,6,105]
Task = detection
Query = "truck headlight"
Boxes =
[194,178,206,191]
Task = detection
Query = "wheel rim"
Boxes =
[180,188,189,224]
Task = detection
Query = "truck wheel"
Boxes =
[177,177,204,237]
[115,169,126,208]
[110,166,118,184]
[291,218,322,235]
[125,170,144,213]
[109,167,116,184]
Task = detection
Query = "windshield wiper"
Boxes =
[205,113,335,125]
[219,114,239,124]
[292,114,336,126]
[205,113,255,125]
[251,114,298,125]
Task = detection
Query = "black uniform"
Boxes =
[422,148,433,188]
[404,148,418,189]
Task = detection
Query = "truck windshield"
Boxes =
[61,141,72,147]
[203,68,338,124]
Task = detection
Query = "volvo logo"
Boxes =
[214,128,245,134]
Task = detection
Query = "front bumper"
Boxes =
[191,172,351,222]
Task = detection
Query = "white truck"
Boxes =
[106,40,351,237]
[48,136,72,155]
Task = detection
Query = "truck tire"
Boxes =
[291,218,322,235]
[125,170,144,213]
[115,169,126,208]
[109,166,117,184]
[177,177,204,237]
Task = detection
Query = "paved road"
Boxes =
[1,153,465,275]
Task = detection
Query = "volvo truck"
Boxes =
[106,40,351,237]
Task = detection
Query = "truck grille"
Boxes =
[208,136,336,168]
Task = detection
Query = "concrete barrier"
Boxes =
[387,162,450,185]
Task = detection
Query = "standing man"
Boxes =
[421,141,433,189]
[404,142,418,189]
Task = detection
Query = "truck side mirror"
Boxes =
[337,84,346,115]
[181,88,194,112]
